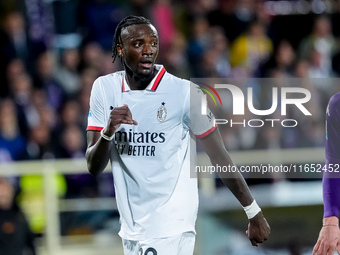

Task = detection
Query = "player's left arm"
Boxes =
[198,128,270,246]
[313,93,340,255]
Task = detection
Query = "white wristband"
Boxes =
[243,200,261,219]
[100,129,114,141]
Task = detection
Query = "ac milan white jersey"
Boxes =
[87,65,216,240]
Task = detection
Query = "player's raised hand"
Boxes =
[246,211,270,247]
[104,104,138,136]
[313,217,340,255]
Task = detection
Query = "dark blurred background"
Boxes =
[0,0,339,254]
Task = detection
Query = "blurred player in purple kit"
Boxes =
[86,15,270,255]
[313,92,340,255]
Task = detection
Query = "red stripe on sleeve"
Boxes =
[86,126,104,131]
[195,125,217,138]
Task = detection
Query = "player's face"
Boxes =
[119,24,159,79]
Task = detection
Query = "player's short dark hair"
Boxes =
[112,15,152,63]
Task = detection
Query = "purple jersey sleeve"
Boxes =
[323,92,340,218]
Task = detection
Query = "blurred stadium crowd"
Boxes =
[0,0,340,235]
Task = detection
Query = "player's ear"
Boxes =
[117,44,123,57]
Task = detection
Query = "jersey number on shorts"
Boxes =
[139,247,157,255]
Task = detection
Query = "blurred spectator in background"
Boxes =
[187,15,212,76]
[3,12,29,64]
[162,32,189,78]
[1,11,45,72]
[199,26,231,77]
[298,15,338,78]
[0,177,36,255]
[52,0,81,50]
[0,57,26,111]
[0,98,27,162]
[208,0,256,43]
[6,58,26,85]
[9,72,38,137]
[54,48,81,98]
[32,89,57,130]
[57,124,85,159]
[259,40,295,77]
[79,42,106,74]
[54,99,86,158]
[33,51,65,111]
[79,0,124,51]
[27,122,55,160]
[293,60,310,78]
[230,21,273,76]
[57,99,83,130]
[307,48,333,78]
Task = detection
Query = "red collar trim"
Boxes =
[122,66,166,92]
[150,66,166,91]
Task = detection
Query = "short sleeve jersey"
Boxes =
[87,65,216,240]
[323,92,340,218]
[325,92,340,164]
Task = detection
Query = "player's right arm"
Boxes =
[86,105,138,176]
[86,130,111,177]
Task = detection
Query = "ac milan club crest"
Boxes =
[157,102,167,122]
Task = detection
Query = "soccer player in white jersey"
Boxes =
[86,15,270,255]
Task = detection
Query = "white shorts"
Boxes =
[122,232,195,255]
